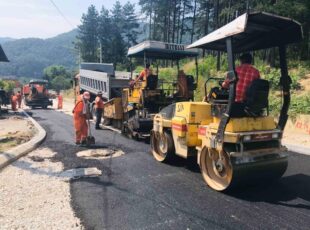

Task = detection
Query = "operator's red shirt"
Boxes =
[224,64,260,102]
[235,64,260,102]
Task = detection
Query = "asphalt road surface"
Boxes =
[30,109,310,230]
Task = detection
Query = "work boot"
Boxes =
[75,141,81,145]
[80,139,87,146]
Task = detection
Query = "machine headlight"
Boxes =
[243,135,251,141]
[272,133,279,139]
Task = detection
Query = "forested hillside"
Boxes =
[0,29,78,78]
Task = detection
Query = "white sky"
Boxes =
[0,0,139,39]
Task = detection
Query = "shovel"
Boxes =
[86,118,95,146]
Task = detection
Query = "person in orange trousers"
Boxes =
[57,93,63,109]
[16,91,22,108]
[11,93,18,111]
[72,92,90,145]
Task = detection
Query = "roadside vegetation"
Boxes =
[152,56,310,117]
[42,65,74,92]
[0,79,16,92]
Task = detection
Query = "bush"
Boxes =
[0,80,16,92]
[269,92,310,117]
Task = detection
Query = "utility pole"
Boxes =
[99,41,102,63]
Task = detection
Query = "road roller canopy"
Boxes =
[187,12,303,53]
[127,40,199,60]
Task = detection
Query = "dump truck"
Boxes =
[74,41,199,140]
[150,12,303,191]
[23,79,53,109]
[73,62,132,128]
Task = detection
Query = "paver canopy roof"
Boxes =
[0,45,9,62]
[188,12,303,53]
[29,79,48,84]
[127,40,199,60]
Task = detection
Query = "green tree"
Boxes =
[43,65,71,91]
[51,75,71,92]
[77,5,99,62]
[123,2,140,47]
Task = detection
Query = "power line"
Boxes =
[48,0,76,28]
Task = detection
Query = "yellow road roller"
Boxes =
[150,12,303,191]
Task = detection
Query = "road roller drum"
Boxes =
[199,147,288,191]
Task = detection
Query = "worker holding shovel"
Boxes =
[72,91,91,145]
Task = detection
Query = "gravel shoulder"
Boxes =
[0,146,83,229]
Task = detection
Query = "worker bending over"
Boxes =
[72,91,91,145]
[222,53,260,116]
[95,91,104,129]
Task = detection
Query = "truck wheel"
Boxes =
[151,130,175,163]
[123,125,134,139]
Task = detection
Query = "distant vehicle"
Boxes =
[0,88,9,115]
[0,88,9,106]
[23,79,53,109]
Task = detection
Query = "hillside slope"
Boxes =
[0,29,78,78]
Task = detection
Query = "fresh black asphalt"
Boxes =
[30,109,310,230]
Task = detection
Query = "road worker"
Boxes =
[176,70,189,99]
[94,91,104,129]
[16,91,22,108]
[11,93,18,111]
[57,93,63,109]
[135,63,152,84]
[72,91,91,145]
[222,53,260,117]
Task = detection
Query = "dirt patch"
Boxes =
[0,113,36,152]
[283,115,310,148]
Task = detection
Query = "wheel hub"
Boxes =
[158,135,167,153]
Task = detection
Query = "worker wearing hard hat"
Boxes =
[72,91,91,145]
[16,91,22,108]
[11,93,18,111]
[95,91,104,129]
[135,63,153,84]
[57,92,63,109]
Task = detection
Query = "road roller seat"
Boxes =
[146,74,158,90]
[186,75,196,91]
[244,79,270,117]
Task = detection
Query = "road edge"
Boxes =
[282,142,310,156]
[0,110,47,170]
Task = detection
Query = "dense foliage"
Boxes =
[43,65,73,92]
[139,0,309,60]
[77,0,309,70]
[0,79,16,92]
[77,1,140,67]
[156,56,310,115]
